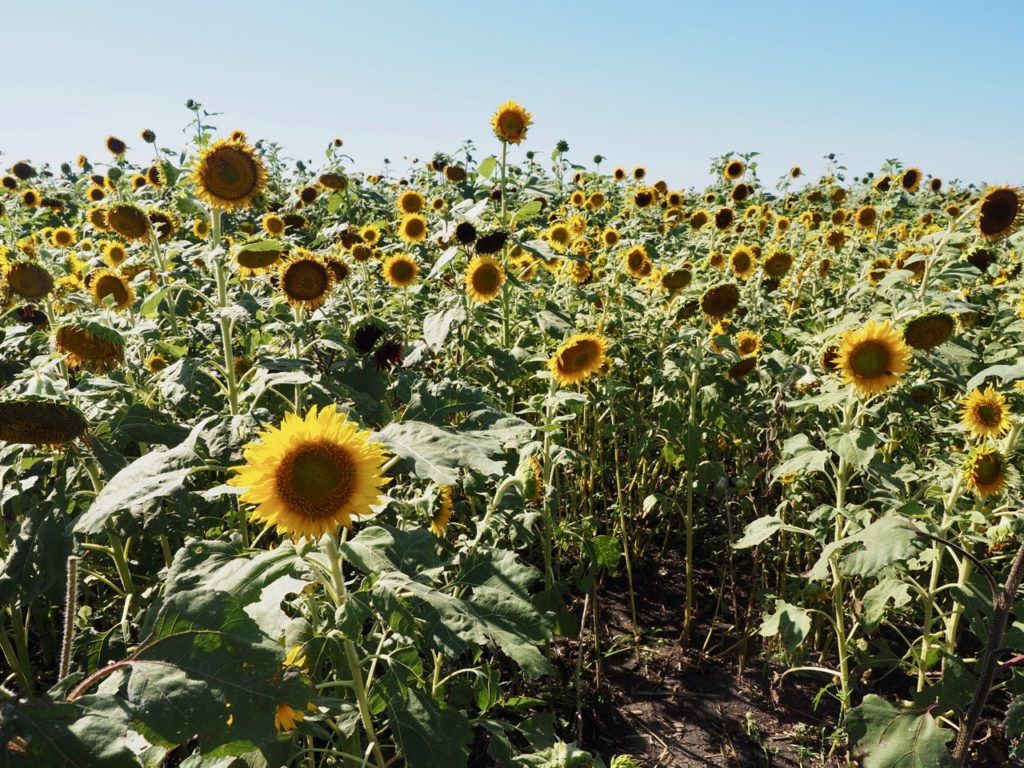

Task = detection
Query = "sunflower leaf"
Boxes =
[374,420,505,485]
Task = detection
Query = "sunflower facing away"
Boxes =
[6,262,54,300]
[229,405,389,540]
[430,486,454,537]
[192,137,267,210]
[960,386,1011,440]
[836,320,911,396]
[0,399,88,446]
[548,333,608,386]
[465,255,505,303]
[491,101,533,144]
[54,322,124,373]
[965,446,1008,498]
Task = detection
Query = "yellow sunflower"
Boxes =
[836,320,911,396]
[91,269,135,312]
[382,253,418,287]
[398,214,428,244]
[262,214,285,237]
[101,241,129,268]
[397,190,425,214]
[465,256,505,303]
[229,405,389,540]
[736,330,761,357]
[192,137,267,211]
[623,246,653,278]
[724,159,745,180]
[279,254,334,309]
[977,186,1023,240]
[965,447,1008,498]
[730,246,756,280]
[491,100,533,144]
[548,333,607,386]
[960,386,1011,439]
[430,486,454,537]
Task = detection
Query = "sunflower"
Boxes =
[54,322,124,373]
[324,257,351,283]
[724,159,745,180]
[361,224,382,245]
[660,268,691,293]
[465,256,505,303]
[602,227,620,247]
[960,386,1011,439]
[728,357,758,380]
[736,330,761,357]
[146,352,168,373]
[229,405,388,539]
[192,137,267,210]
[965,447,1008,498]
[510,252,537,280]
[279,254,334,309]
[298,185,318,206]
[977,186,1023,240]
[632,167,646,180]
[430,486,454,537]
[146,165,164,186]
[903,312,954,350]
[855,206,877,229]
[148,209,180,243]
[101,241,129,268]
[6,262,54,300]
[444,165,467,183]
[632,187,655,208]
[714,207,735,230]
[382,253,418,288]
[50,227,77,249]
[192,219,210,239]
[730,246,756,280]
[105,203,150,241]
[546,223,571,252]
[548,333,607,386]
[105,136,127,155]
[491,100,533,144]
[900,167,921,193]
[351,244,374,263]
[0,399,88,446]
[397,190,425,214]
[21,189,41,208]
[89,207,110,230]
[690,210,709,229]
[318,172,348,190]
[613,167,626,182]
[836,320,911,396]
[91,269,135,312]
[623,246,653,278]
[763,250,792,277]
[236,243,283,276]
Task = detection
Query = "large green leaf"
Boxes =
[772,433,828,479]
[826,426,877,469]
[341,524,440,577]
[0,502,69,607]
[387,688,473,768]
[734,515,783,549]
[759,599,811,652]
[374,421,505,485]
[847,695,953,768]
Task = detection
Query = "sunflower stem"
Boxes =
[211,207,240,415]
[59,555,79,680]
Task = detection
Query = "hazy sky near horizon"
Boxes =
[2,0,1021,188]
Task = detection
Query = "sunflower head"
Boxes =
[192,137,267,210]
[960,386,1011,440]
[623,246,652,278]
[430,486,454,537]
[836,320,911,397]
[714,207,735,230]
[548,333,608,386]
[736,330,761,357]
[724,159,746,180]
[6,262,54,300]
[730,246,756,280]
[105,204,151,241]
[382,253,418,288]
[491,101,533,144]
[54,321,124,373]
[148,209,180,244]
[977,186,1023,240]
[397,190,425,214]
[465,256,505,303]
[0,399,88,447]
[700,283,740,318]
[903,312,954,350]
[229,405,389,540]
[965,447,1008,498]
[91,269,135,312]
[279,254,334,309]
[900,167,921,192]
[236,243,283,277]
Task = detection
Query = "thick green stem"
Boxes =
[211,208,240,415]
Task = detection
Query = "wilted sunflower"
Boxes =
[465,256,505,302]
[700,283,740,318]
[91,269,135,311]
[977,186,1023,240]
[836,320,910,396]
[236,243,283,276]
[229,405,389,540]
[298,185,318,206]
[960,386,1011,439]
[903,312,954,350]
[690,210,709,229]
[548,333,607,386]
[105,203,150,241]
[382,253,418,287]
[430,486,454,537]
[965,446,1008,498]
[6,262,53,300]
[279,254,334,309]
[0,399,88,446]
[491,100,533,144]
[192,137,267,210]
[397,190,425,214]
[730,246,756,280]
[660,268,691,293]
[54,322,124,373]
[318,172,348,190]
[623,246,653,278]
[728,357,758,381]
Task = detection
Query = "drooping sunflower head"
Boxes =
[298,185,319,206]
[700,283,740,318]
[91,269,135,312]
[548,333,608,387]
[192,137,267,211]
[660,268,692,293]
[54,321,124,373]
[690,210,709,230]
[398,214,428,244]
[397,190,425,214]
[6,261,54,300]
[965,446,1008,498]
[324,256,351,283]
[229,405,389,540]
[728,357,758,381]
[730,245,756,280]
[279,253,334,309]
[104,203,151,241]
[236,243,283,277]
[382,253,419,288]
[977,186,1023,240]
[960,386,1011,440]
[491,100,533,144]
[318,172,348,191]
[902,312,954,350]
[0,399,88,447]
[623,246,652,278]
[836,320,911,397]
[465,255,505,303]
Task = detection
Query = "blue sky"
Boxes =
[2,1,1021,188]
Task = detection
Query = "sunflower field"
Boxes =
[1,99,1023,768]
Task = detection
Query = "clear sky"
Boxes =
[2,0,1021,188]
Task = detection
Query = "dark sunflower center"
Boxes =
[981,190,1018,235]
[500,113,524,136]
[850,341,889,378]
[278,441,356,517]
[390,261,415,283]
[472,264,501,294]
[283,261,329,300]
[205,147,257,200]
[404,218,425,237]
[95,275,128,305]
[975,404,1002,427]
[973,454,1002,484]
[560,342,598,374]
